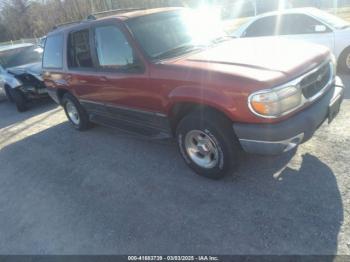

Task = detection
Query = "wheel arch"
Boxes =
[168,101,234,135]
[56,88,71,105]
[338,45,350,68]
[167,85,236,133]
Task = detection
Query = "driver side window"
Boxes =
[244,16,278,37]
[94,24,140,71]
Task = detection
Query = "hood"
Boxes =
[167,38,330,86]
[7,62,42,76]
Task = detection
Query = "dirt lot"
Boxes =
[0,75,349,255]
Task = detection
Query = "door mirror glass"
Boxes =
[314,25,327,33]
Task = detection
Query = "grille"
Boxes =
[300,62,331,99]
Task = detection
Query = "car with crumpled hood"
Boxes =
[0,43,47,112]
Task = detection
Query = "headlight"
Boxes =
[249,85,302,118]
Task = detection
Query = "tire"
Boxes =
[4,85,14,103]
[176,109,240,179]
[62,93,90,131]
[339,47,350,74]
[9,88,27,112]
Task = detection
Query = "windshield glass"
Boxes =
[313,9,350,29]
[127,10,227,59]
[0,46,43,69]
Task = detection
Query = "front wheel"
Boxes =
[62,93,90,131]
[9,88,27,112]
[176,109,240,179]
[339,47,350,74]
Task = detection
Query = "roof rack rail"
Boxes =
[87,8,146,20]
[52,20,82,30]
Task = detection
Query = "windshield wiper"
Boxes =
[153,44,202,60]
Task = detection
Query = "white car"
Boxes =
[233,8,350,73]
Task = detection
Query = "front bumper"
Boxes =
[19,85,48,99]
[233,77,345,155]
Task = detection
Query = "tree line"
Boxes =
[0,0,348,42]
[0,0,194,42]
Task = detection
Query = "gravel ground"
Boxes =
[0,75,349,255]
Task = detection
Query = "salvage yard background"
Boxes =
[0,0,350,256]
[0,0,350,44]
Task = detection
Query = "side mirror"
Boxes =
[314,25,327,33]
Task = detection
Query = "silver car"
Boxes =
[0,43,47,111]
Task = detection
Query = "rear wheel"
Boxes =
[339,47,350,74]
[176,109,240,179]
[62,93,90,131]
[9,88,27,112]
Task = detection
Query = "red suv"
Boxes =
[43,8,344,179]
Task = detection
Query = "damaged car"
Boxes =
[0,43,47,112]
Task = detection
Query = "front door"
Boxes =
[66,23,169,136]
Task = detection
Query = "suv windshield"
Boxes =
[0,45,43,69]
[127,10,227,60]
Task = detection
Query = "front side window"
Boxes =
[94,25,135,70]
[67,29,94,69]
[43,34,63,69]
[244,16,278,37]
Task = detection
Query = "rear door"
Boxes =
[65,27,103,110]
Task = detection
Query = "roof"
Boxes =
[50,7,183,34]
[0,43,34,53]
[254,7,323,18]
[100,7,183,20]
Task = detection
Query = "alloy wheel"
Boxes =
[66,101,80,125]
[184,130,219,169]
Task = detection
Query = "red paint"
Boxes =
[43,9,331,124]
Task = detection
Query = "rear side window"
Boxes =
[279,14,330,35]
[43,34,63,69]
[67,29,94,69]
[94,25,134,69]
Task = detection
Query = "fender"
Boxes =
[3,73,22,89]
[166,85,237,121]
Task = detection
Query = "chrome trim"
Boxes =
[79,99,168,118]
[248,59,334,119]
[239,133,304,153]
